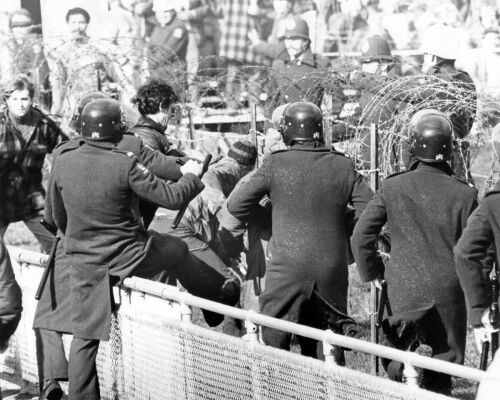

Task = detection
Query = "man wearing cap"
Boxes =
[418,23,477,183]
[147,0,189,82]
[267,16,329,109]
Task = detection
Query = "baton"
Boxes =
[35,220,59,300]
[171,154,212,229]
[376,280,392,329]
[480,340,490,371]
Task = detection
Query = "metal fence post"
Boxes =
[370,123,380,374]
[244,319,259,343]
[323,330,337,365]
[403,363,419,387]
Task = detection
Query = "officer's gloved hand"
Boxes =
[474,309,499,353]
[180,159,203,177]
[371,277,383,290]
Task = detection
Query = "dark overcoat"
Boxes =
[227,145,372,321]
[33,135,185,334]
[351,161,478,364]
[270,48,329,107]
[34,138,202,340]
[454,180,500,326]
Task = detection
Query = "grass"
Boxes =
[4,222,481,399]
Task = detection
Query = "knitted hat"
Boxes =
[228,140,257,166]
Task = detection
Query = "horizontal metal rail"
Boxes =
[8,247,488,384]
[123,276,487,383]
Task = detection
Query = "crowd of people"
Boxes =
[0,1,500,400]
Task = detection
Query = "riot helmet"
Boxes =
[408,109,453,163]
[81,98,125,141]
[71,91,110,133]
[279,102,323,146]
[360,35,393,63]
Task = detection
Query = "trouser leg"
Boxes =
[0,226,22,344]
[68,338,100,400]
[24,216,53,253]
[35,328,68,385]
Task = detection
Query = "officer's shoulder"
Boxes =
[484,187,500,198]
[314,53,330,68]
[385,170,411,180]
[270,148,289,156]
[451,175,475,189]
[111,147,138,160]
[54,138,82,155]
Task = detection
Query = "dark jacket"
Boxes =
[269,48,329,108]
[128,116,171,154]
[227,145,372,318]
[33,135,185,336]
[40,138,203,340]
[351,161,477,364]
[455,180,500,326]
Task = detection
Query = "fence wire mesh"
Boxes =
[1,249,453,400]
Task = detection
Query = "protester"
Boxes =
[0,74,66,352]
[352,109,478,394]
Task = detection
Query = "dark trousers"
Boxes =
[1,216,52,344]
[68,338,100,400]
[262,290,352,363]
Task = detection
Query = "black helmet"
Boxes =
[81,98,124,141]
[279,102,323,146]
[360,35,393,63]
[409,109,453,163]
[71,91,109,133]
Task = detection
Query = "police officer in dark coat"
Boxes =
[33,92,195,400]
[419,24,477,183]
[225,102,373,358]
[351,109,478,394]
[268,17,329,109]
[454,182,500,355]
[40,98,237,399]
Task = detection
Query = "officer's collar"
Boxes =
[410,160,453,176]
[81,137,119,150]
[289,143,329,152]
[281,48,315,66]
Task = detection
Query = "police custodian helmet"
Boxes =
[81,98,124,141]
[70,91,110,133]
[408,109,453,163]
[279,102,323,146]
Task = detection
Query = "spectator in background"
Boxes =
[218,0,264,108]
[47,7,121,126]
[147,0,189,95]
[248,0,296,61]
[0,9,52,111]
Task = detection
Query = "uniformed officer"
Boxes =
[419,24,477,183]
[42,98,238,399]
[33,92,194,399]
[223,102,372,359]
[351,109,478,394]
[268,17,329,109]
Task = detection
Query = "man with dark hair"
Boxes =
[129,79,178,153]
[223,102,372,359]
[351,109,478,394]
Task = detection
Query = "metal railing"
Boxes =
[7,246,489,388]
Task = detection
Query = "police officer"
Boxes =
[41,98,238,399]
[268,17,329,109]
[33,92,194,399]
[351,109,478,394]
[419,24,477,182]
[223,102,372,359]
[331,35,401,145]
